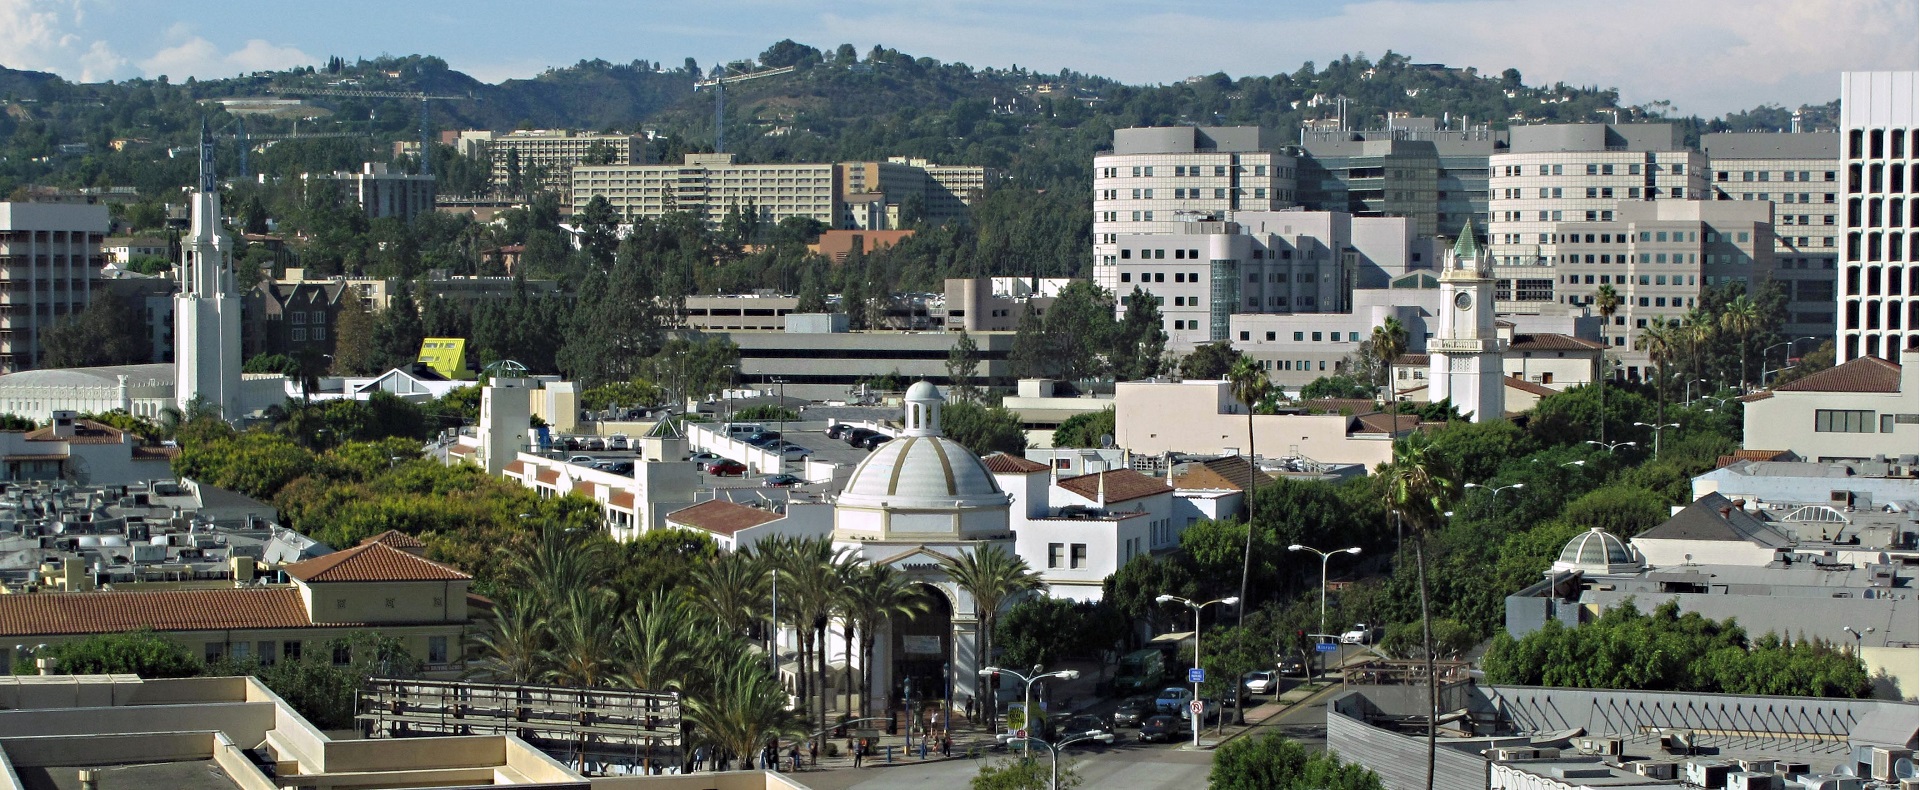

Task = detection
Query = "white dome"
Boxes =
[837,380,1008,510]
[1551,528,1643,574]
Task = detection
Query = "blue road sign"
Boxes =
[1315,642,1339,653]
[1188,667,1205,683]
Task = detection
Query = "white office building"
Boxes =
[1093,127,1298,284]
[1837,71,1920,362]
[1702,131,1843,341]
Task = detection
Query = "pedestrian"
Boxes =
[964,694,976,723]
[918,733,928,760]
[941,732,952,757]
[852,739,864,768]
[807,740,817,766]
[692,745,705,772]
[789,744,802,772]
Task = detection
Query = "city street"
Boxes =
[791,742,1215,790]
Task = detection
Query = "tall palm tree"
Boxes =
[512,523,609,613]
[1594,284,1621,442]
[839,565,929,716]
[469,589,549,683]
[1378,431,1457,790]
[768,536,855,755]
[1225,355,1271,623]
[545,587,622,687]
[938,544,1043,730]
[1370,317,1409,411]
[685,652,804,770]
[692,550,768,641]
[1682,306,1716,390]
[1636,319,1681,423]
[617,589,704,693]
[1720,294,1762,390]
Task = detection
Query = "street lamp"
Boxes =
[1155,594,1238,747]
[1010,734,1105,790]
[1683,378,1709,406]
[1633,422,1680,458]
[1286,545,1362,638]
[1464,481,1525,517]
[978,665,1080,755]
[1842,626,1875,654]
[1585,440,1636,454]
[1759,336,1818,391]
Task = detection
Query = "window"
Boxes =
[1882,414,1898,433]
[1815,409,1875,433]
[1266,331,1276,341]
[1120,273,1131,282]
[333,643,352,666]
[1048,543,1064,568]
[428,636,449,664]
[232,642,251,660]
[1070,544,1087,569]
[1293,332,1304,341]
[206,643,225,662]
[284,641,302,661]
[1239,331,1250,340]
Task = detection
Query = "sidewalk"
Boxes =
[1176,680,1341,751]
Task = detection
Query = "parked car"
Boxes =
[607,434,630,450]
[1277,656,1307,676]
[742,431,782,445]
[708,459,747,477]
[1243,670,1278,696]
[1340,623,1376,645]
[825,424,853,440]
[1176,698,1221,723]
[1112,696,1156,728]
[567,455,596,466]
[1154,687,1193,712]
[598,461,634,475]
[1138,715,1180,743]
[585,438,606,451]
[859,434,894,450]
[843,428,879,447]
[685,452,723,469]
[780,445,813,458]
[1056,714,1116,746]
[763,474,804,487]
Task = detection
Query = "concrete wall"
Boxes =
[1326,691,1489,790]
[1114,380,1395,467]
[593,770,811,790]
[1744,362,1920,461]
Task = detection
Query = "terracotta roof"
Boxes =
[667,499,783,536]
[0,588,314,637]
[1393,353,1431,367]
[1504,377,1558,397]
[1509,333,1605,352]
[22,420,127,445]
[573,481,598,499]
[130,446,178,461]
[1299,398,1377,415]
[981,453,1049,474]
[1716,449,1796,468]
[608,491,635,509]
[358,530,425,549]
[503,460,527,476]
[446,444,474,456]
[1351,412,1422,434]
[535,468,560,486]
[1774,355,1903,393]
[1172,456,1272,492]
[1055,468,1172,503]
[283,541,469,583]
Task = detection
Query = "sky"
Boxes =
[2,0,1915,118]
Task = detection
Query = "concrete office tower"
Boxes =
[1488,124,1706,309]
[459,129,649,193]
[1092,127,1298,290]
[0,203,108,373]
[1837,72,1919,362]
[1298,115,1497,238]
[1429,224,1506,422]
[301,163,436,222]
[1701,132,1843,343]
[1548,201,1776,380]
[173,123,243,418]
[572,153,839,230]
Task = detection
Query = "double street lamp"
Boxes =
[1585,440,1636,454]
[1634,421,1681,458]
[1156,594,1237,748]
[1286,545,1361,637]
[1464,481,1526,517]
[978,665,1079,756]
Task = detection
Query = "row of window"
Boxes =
[1717,170,1837,183]
[1045,542,1089,569]
[1237,329,1363,343]
[1496,162,1687,177]
[1561,273,1700,287]
[1100,164,1293,178]
[1848,128,1915,160]
[201,636,452,666]
[1813,409,1906,433]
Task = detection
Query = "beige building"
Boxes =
[573,153,839,230]
[838,157,996,227]
[1112,379,1408,468]
[1392,324,1605,394]
[1702,131,1843,341]
[1742,348,1918,462]
[0,534,475,673]
[301,163,436,223]
[0,202,110,373]
[460,129,649,193]
[1093,126,1300,271]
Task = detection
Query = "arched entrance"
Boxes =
[888,583,953,722]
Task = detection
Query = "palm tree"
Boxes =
[839,565,929,716]
[1636,319,1681,423]
[1371,317,1409,413]
[937,544,1043,730]
[512,523,609,612]
[692,550,768,640]
[1378,431,1457,790]
[1720,294,1762,390]
[545,587,622,687]
[1594,284,1621,442]
[617,589,704,693]
[469,589,549,683]
[1225,355,1271,632]
[685,652,804,770]
[1682,306,1716,390]
[767,536,855,755]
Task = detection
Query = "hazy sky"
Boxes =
[3,0,1915,118]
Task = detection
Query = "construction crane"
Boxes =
[221,117,369,178]
[693,65,795,154]
[269,87,471,175]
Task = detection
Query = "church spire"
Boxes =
[198,118,216,195]
[1449,219,1481,267]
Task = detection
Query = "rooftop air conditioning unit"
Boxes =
[1576,737,1623,756]
[1630,760,1679,780]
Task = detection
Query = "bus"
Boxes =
[1114,649,1166,694]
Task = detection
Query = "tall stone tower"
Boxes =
[173,121,243,419]
[1427,221,1506,422]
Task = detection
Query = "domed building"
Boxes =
[1551,527,1644,575]
[834,381,1015,713]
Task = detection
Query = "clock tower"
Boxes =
[1427,221,1506,422]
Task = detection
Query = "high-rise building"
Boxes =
[1701,131,1843,344]
[460,130,649,194]
[1092,127,1299,290]
[837,158,998,228]
[1298,115,1497,238]
[1837,71,1919,362]
[174,126,243,418]
[1488,124,1707,311]
[572,153,840,230]
[0,202,108,372]
[302,162,436,222]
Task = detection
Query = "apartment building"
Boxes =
[1298,116,1497,238]
[1549,200,1776,379]
[1092,126,1299,285]
[1488,124,1708,310]
[0,202,109,373]
[1702,131,1842,341]
[1837,71,1919,362]
[838,157,998,228]
[1104,211,1423,348]
[571,153,839,230]
[300,162,436,222]
[458,129,649,193]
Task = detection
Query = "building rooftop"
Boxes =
[1699,130,1841,160]
[666,499,784,536]
[1055,468,1172,504]
[1774,355,1903,393]
[282,542,469,583]
[981,453,1049,474]
[1635,492,1793,548]
[0,587,312,636]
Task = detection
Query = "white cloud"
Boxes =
[0,0,134,81]
[137,34,313,80]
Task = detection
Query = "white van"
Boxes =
[725,423,765,438]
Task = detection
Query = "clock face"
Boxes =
[1454,291,1473,311]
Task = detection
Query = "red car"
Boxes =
[708,459,748,477]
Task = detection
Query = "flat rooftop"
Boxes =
[18,759,240,790]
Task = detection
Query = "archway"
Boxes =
[887,583,953,727]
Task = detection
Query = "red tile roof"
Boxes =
[1351,412,1422,434]
[1716,449,1796,468]
[608,491,635,509]
[0,588,314,637]
[446,444,475,456]
[22,420,128,445]
[1504,377,1559,397]
[667,499,783,536]
[503,460,527,476]
[1774,355,1903,393]
[981,453,1049,474]
[1509,333,1605,352]
[283,542,469,583]
[358,530,425,549]
[1055,469,1172,503]
[535,468,560,486]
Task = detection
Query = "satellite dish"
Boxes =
[1833,764,1854,777]
[1894,758,1915,780]
[1099,433,1115,449]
